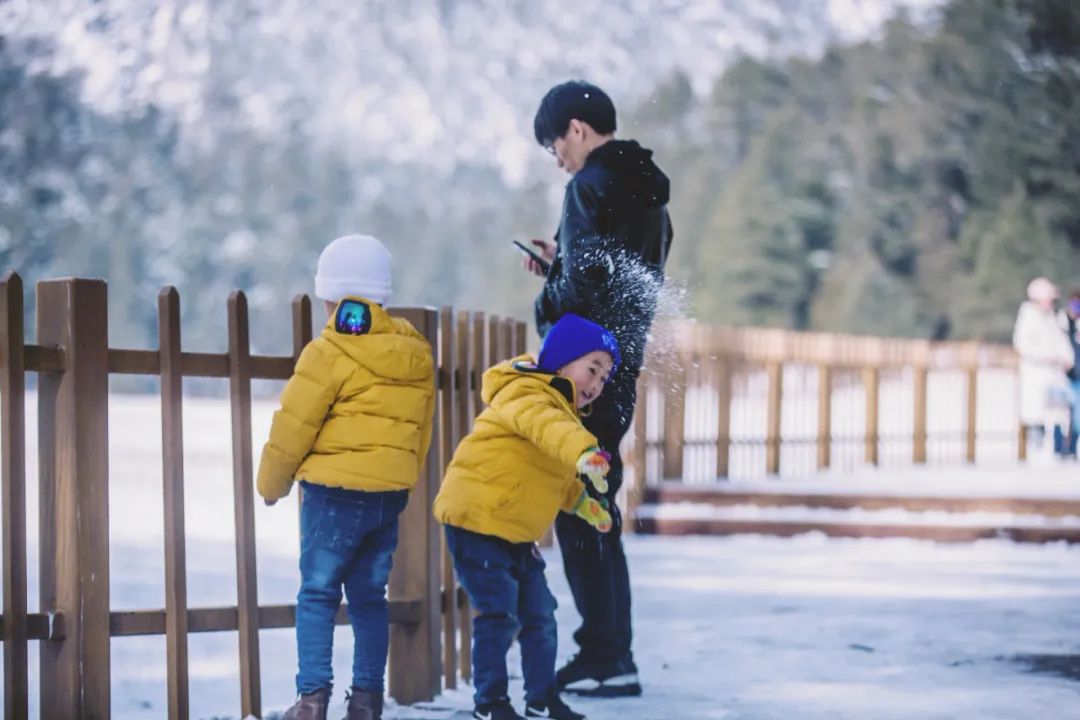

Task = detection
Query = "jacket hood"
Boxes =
[585,139,670,207]
[319,297,433,382]
[481,354,578,411]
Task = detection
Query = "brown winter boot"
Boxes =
[282,687,332,720]
[343,687,383,720]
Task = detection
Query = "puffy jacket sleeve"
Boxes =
[492,382,598,471]
[535,181,612,335]
[256,341,339,501]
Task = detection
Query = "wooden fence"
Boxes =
[0,273,525,719]
[0,272,1029,717]
[624,322,1022,507]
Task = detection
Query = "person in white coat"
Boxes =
[1012,277,1075,459]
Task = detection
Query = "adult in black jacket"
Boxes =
[524,81,673,698]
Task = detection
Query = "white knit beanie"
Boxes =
[314,234,393,305]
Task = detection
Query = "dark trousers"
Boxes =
[445,526,559,706]
[556,368,636,663]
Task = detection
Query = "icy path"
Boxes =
[86,534,1080,720]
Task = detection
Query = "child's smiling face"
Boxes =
[558,350,614,408]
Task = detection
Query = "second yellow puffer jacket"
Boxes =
[433,355,596,543]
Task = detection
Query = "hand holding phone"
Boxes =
[513,240,552,276]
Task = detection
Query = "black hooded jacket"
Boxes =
[535,139,674,374]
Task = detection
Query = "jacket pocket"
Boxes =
[312,494,368,550]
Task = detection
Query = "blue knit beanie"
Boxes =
[537,314,621,376]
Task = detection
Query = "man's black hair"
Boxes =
[534,80,617,147]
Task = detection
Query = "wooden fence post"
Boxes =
[509,320,525,366]
[0,273,28,720]
[291,294,314,533]
[863,367,880,466]
[455,311,476,682]
[472,312,487,410]
[438,307,458,690]
[766,361,783,475]
[388,308,441,705]
[965,362,978,464]
[715,353,732,480]
[499,318,512,359]
[462,312,487,681]
[913,344,929,464]
[227,291,261,718]
[514,321,527,356]
[488,315,503,366]
[291,293,314,360]
[37,278,111,719]
[486,317,513,370]
[816,364,832,470]
[625,372,649,530]
[662,357,686,481]
[159,288,190,720]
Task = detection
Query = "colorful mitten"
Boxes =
[576,448,611,494]
[573,492,613,533]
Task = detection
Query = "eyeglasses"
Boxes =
[543,132,565,156]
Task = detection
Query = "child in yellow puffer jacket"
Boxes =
[434,313,619,720]
[256,234,435,720]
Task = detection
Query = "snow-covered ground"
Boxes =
[113,535,1080,720]
[635,503,1080,528]
[389,535,1080,720]
[4,395,1079,718]
[651,464,1080,500]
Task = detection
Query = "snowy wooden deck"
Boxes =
[633,465,1080,543]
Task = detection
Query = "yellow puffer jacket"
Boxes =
[256,297,435,501]
[433,355,596,543]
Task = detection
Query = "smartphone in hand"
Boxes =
[513,240,551,275]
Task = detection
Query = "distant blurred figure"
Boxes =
[1062,289,1080,458]
[1012,277,1074,463]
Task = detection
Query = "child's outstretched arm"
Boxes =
[494,386,598,470]
[256,342,339,502]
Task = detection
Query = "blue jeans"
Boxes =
[445,525,559,706]
[1066,379,1080,456]
[1053,382,1080,456]
[296,481,408,695]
